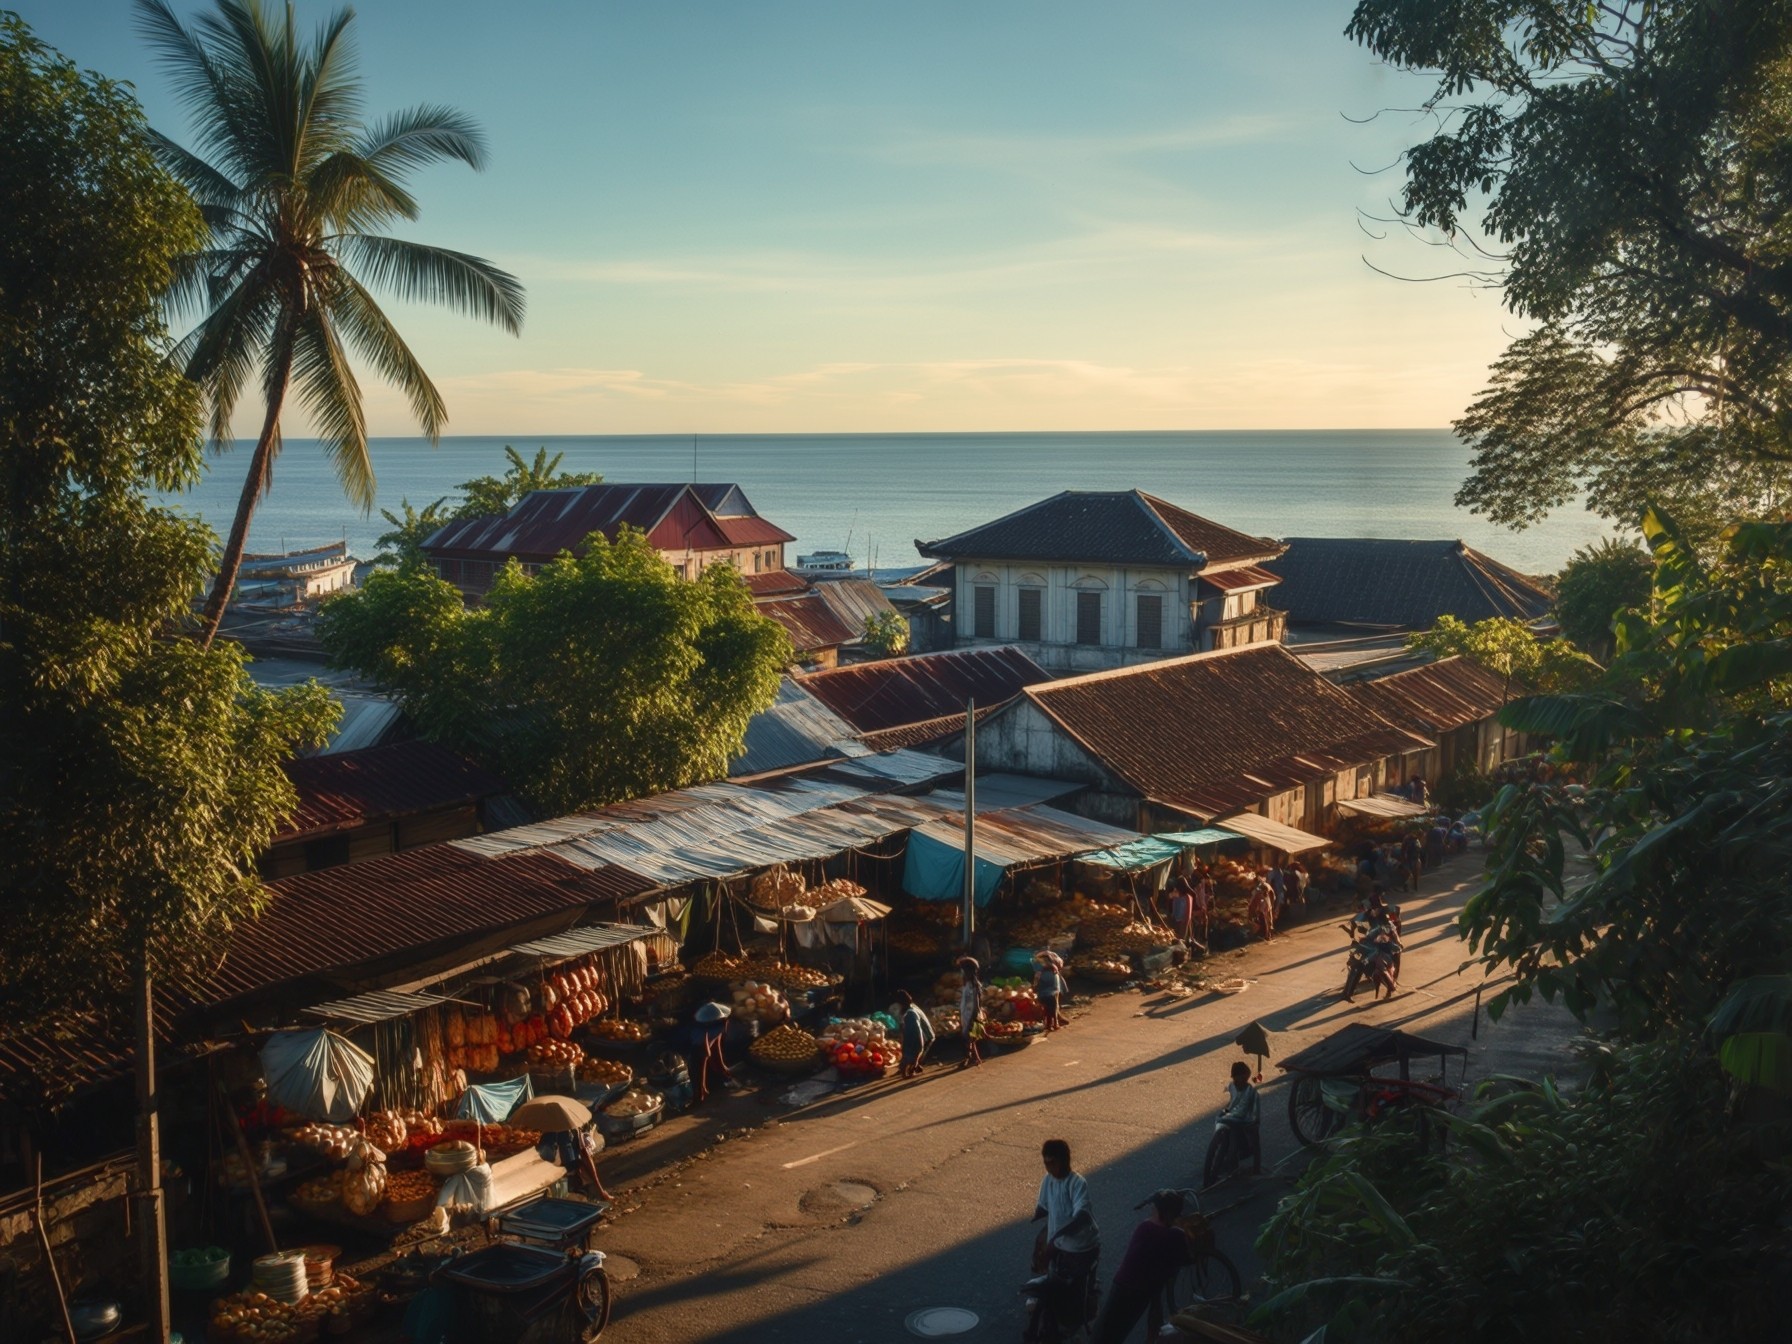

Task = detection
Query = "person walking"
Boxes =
[688,1002,732,1104]
[1091,1190,1191,1344]
[1034,951,1066,1031]
[1191,868,1215,950]
[896,988,935,1078]
[957,955,985,1068]
[1401,831,1422,889]
[1289,858,1310,906]
[1248,868,1277,941]
[1267,861,1287,919]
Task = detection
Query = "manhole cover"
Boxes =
[906,1307,979,1337]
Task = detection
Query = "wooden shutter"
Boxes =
[1076,591,1102,645]
[1137,594,1163,649]
[973,585,997,638]
[1017,587,1043,641]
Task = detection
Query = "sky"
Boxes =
[19,1,1517,435]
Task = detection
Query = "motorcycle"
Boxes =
[1341,917,1400,1003]
[1020,1245,1100,1343]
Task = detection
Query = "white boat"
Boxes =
[795,550,856,574]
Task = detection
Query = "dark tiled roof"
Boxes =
[1267,538,1554,630]
[917,490,1282,569]
[1347,657,1511,736]
[802,645,1052,733]
[759,594,861,653]
[421,483,791,561]
[202,847,654,1007]
[277,741,508,841]
[1018,643,1431,819]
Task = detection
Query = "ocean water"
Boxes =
[154,430,1612,575]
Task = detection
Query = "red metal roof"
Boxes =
[421,483,789,562]
[1199,564,1282,594]
[1346,657,1510,736]
[201,847,655,1006]
[277,741,509,841]
[715,514,797,545]
[759,594,861,653]
[746,569,809,597]
[802,645,1052,733]
[1018,643,1432,819]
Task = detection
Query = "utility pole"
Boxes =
[135,952,170,1342]
[962,697,976,949]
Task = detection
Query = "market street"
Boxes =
[594,864,1584,1343]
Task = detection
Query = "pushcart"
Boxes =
[427,1195,612,1342]
[1277,1023,1467,1150]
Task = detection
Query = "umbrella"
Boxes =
[818,894,893,923]
[260,1029,374,1123]
[1233,1021,1273,1080]
[510,1095,592,1132]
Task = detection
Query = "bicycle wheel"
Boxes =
[1288,1074,1348,1147]
[1162,1249,1243,1313]
[576,1265,612,1342]
[1201,1126,1238,1189]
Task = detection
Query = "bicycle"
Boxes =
[1160,1189,1244,1323]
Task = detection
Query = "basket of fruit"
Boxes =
[597,1086,665,1137]
[981,1020,1044,1051]
[749,1023,823,1075]
[1071,955,1133,984]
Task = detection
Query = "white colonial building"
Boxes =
[915,490,1286,672]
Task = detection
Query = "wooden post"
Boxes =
[34,1156,77,1344]
[216,1081,278,1254]
[962,698,976,949]
[134,956,171,1344]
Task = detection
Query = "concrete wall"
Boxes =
[950,559,1195,670]
[974,700,1141,826]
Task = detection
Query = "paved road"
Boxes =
[597,864,1583,1343]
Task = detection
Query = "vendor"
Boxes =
[1033,951,1066,1032]
[688,1002,733,1104]
[539,1125,613,1201]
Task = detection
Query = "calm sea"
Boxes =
[154,430,1610,575]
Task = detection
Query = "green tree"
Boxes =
[373,495,451,568]
[453,445,603,519]
[1552,537,1654,658]
[1405,614,1598,693]
[320,529,789,813]
[137,0,525,646]
[1,18,335,1334]
[861,609,909,658]
[1346,1,1792,533]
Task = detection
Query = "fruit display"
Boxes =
[984,984,1041,1021]
[448,1011,502,1074]
[1068,896,1133,945]
[928,1005,962,1034]
[729,979,790,1025]
[982,1019,1041,1044]
[1071,954,1133,980]
[603,1087,664,1119]
[380,1168,436,1210]
[577,1057,633,1088]
[1088,921,1179,955]
[887,927,944,958]
[749,1023,821,1068]
[1003,910,1077,948]
[209,1274,374,1343]
[817,1016,889,1047]
[363,1110,407,1153]
[526,1038,584,1070]
[288,1122,357,1160]
[808,877,866,906]
[692,951,745,979]
[292,1171,345,1210]
[749,863,808,910]
[540,962,611,1032]
[589,1018,651,1043]
[824,1038,892,1074]
[929,971,964,1005]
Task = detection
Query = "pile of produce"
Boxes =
[447,1011,503,1075]
[292,1171,344,1210]
[1068,896,1132,945]
[1070,954,1132,980]
[494,1013,564,1056]
[288,1122,357,1159]
[818,1016,889,1048]
[526,1038,584,1070]
[1087,921,1179,955]
[692,951,745,979]
[824,1038,892,1073]
[808,876,866,905]
[985,983,1042,1021]
[603,1086,664,1119]
[439,1121,539,1159]
[930,971,964,1005]
[641,975,689,1010]
[910,901,962,929]
[887,927,943,958]
[1003,910,1076,948]
[982,1019,1040,1042]
[381,1168,435,1209]
[756,962,832,992]
[209,1275,374,1343]
[341,1137,387,1216]
[749,1023,822,1067]
[396,1108,443,1143]
[589,1019,651,1043]
[364,1110,407,1153]
[928,1006,962,1034]
[729,979,790,1025]
[541,962,610,1029]
[578,1057,633,1088]
[749,863,808,910]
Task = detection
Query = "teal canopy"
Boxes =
[902,828,1006,906]
[1079,829,1248,871]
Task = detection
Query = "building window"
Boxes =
[1017,587,1043,642]
[1076,591,1102,646]
[1136,594,1163,649]
[973,585,997,639]
[303,834,351,871]
[753,551,761,573]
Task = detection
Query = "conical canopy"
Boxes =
[261,1029,374,1122]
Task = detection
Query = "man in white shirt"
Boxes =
[1027,1138,1101,1341]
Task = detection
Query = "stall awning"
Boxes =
[1216,812,1332,854]
[301,989,458,1026]
[1078,829,1251,871]
[507,923,653,960]
[1334,792,1431,821]
[902,828,1006,907]
[902,803,1138,903]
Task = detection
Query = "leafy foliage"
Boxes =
[1346,1,1792,532]
[137,0,524,643]
[374,496,452,568]
[453,445,603,519]
[319,529,789,814]
[0,15,335,1067]
[1405,614,1598,692]
[1552,537,1654,657]
[861,609,909,658]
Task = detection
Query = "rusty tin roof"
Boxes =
[1346,656,1511,736]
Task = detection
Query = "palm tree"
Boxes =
[138,0,525,646]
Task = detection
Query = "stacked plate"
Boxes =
[251,1251,309,1304]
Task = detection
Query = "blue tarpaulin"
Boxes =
[1079,829,1250,871]
[456,1075,533,1123]
[902,828,1006,906]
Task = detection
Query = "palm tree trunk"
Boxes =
[197,338,295,649]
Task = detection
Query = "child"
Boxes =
[1217,1060,1262,1176]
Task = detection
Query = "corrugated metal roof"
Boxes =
[801,645,1051,733]
[302,988,458,1024]
[1200,564,1283,594]
[731,676,862,776]
[1016,643,1432,820]
[809,578,900,638]
[202,848,655,1005]
[1267,538,1554,630]
[760,594,861,653]
[277,740,508,840]
[918,490,1282,569]
[1347,656,1511,736]
[823,749,961,788]
[746,569,809,597]
[909,802,1138,869]
[1215,811,1332,853]
[507,923,654,959]
[716,514,797,545]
